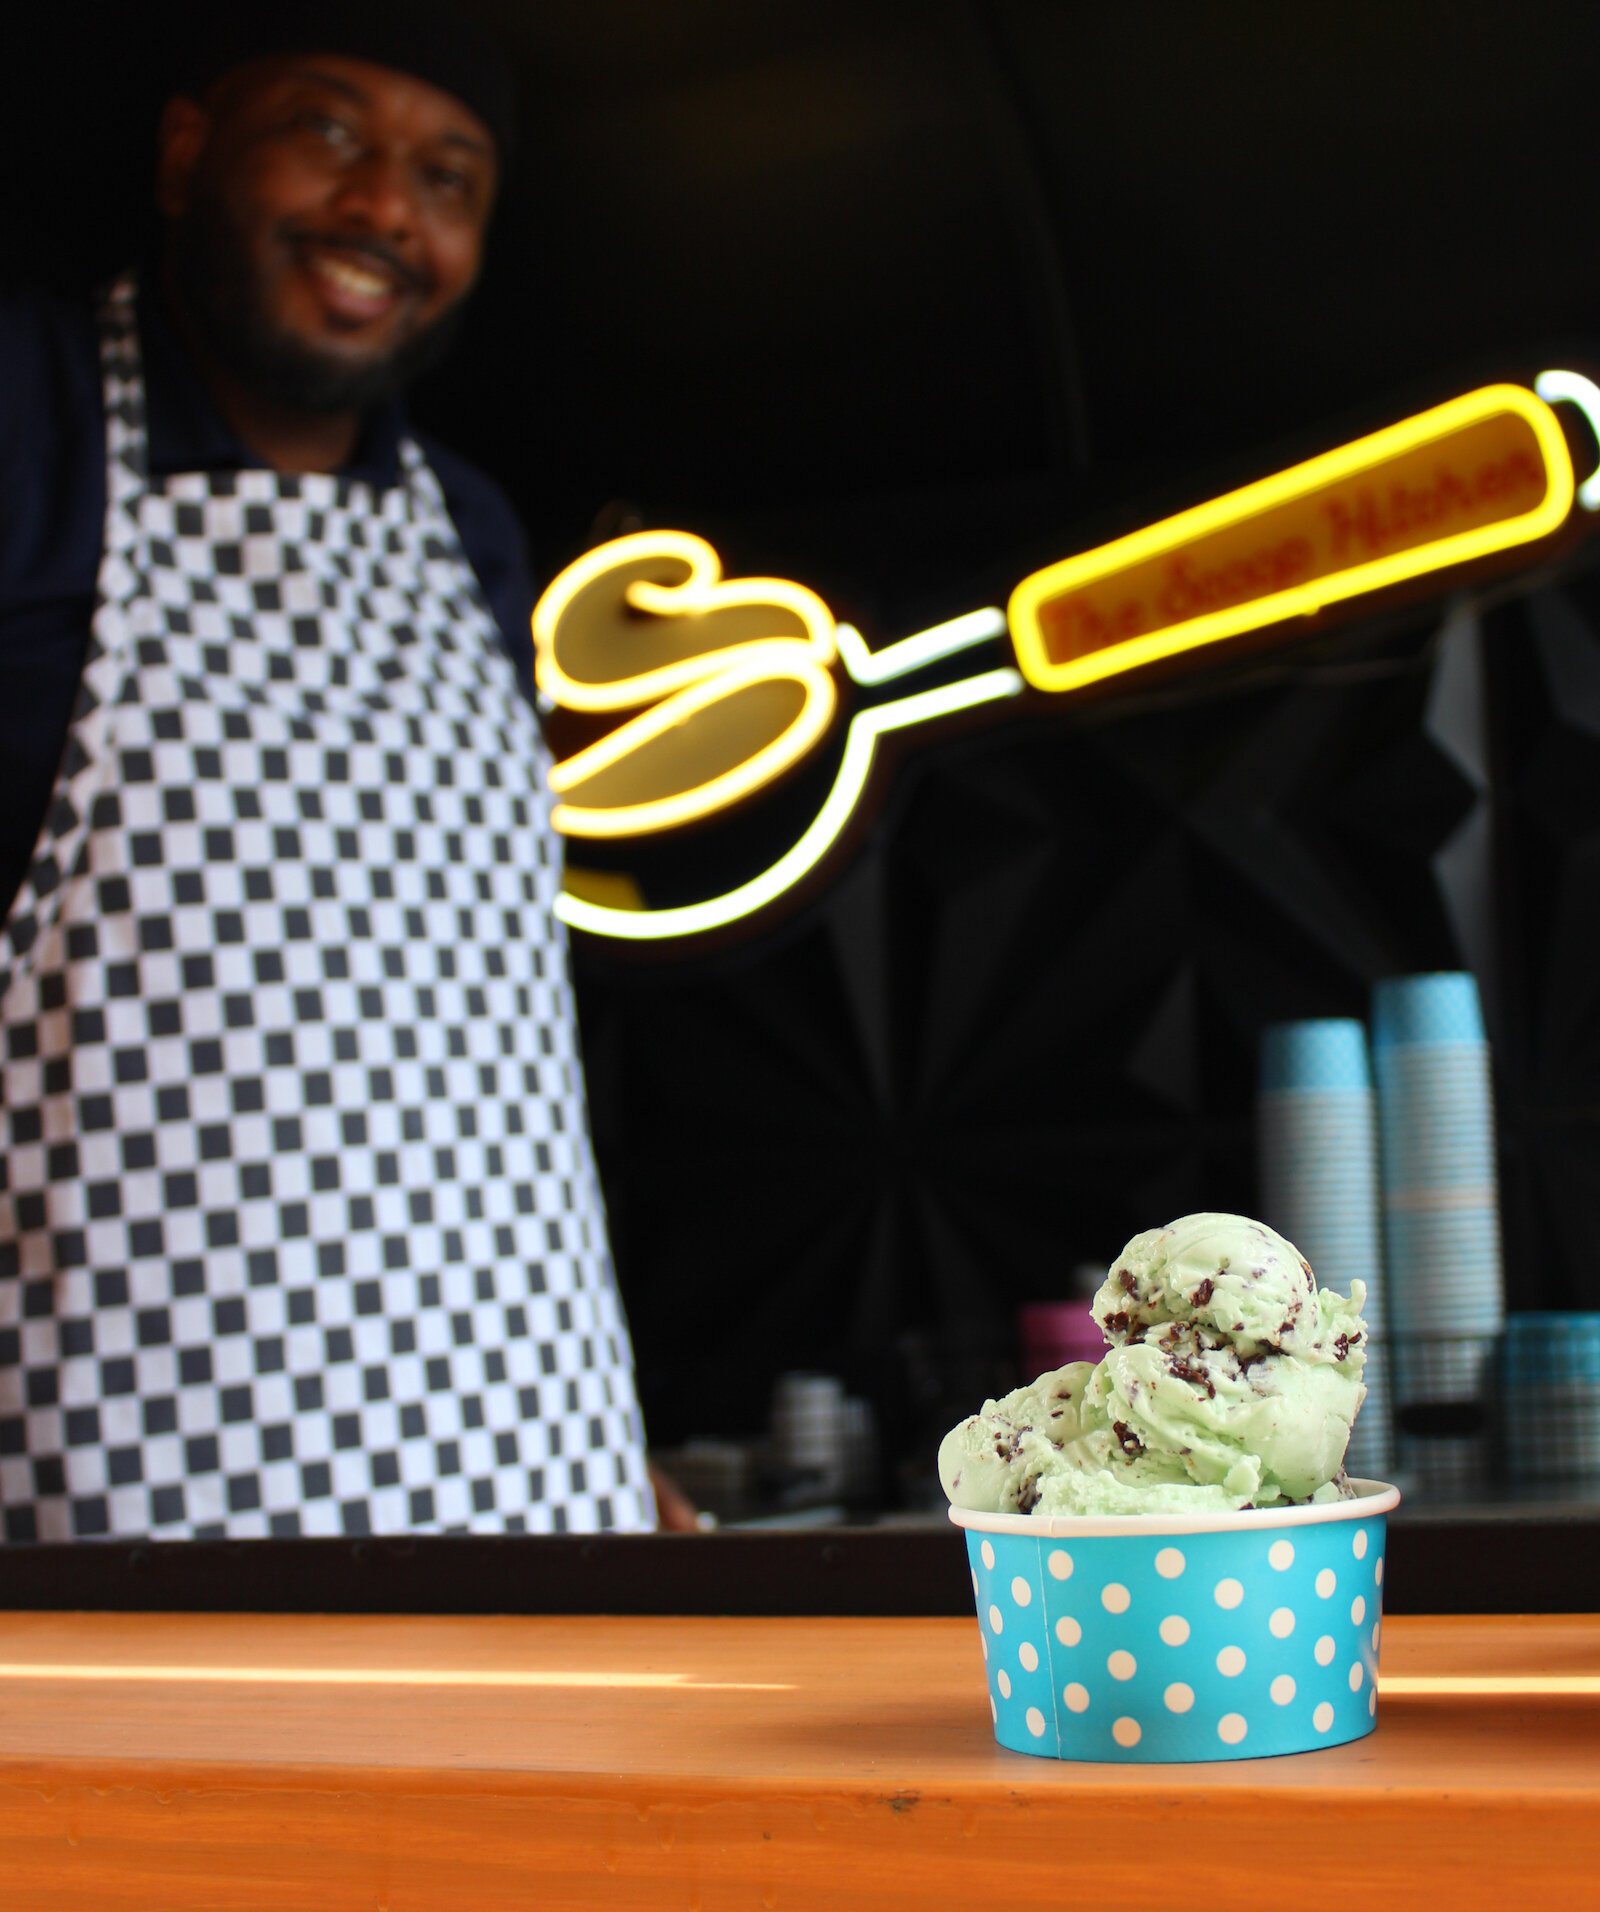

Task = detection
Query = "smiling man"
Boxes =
[0,3,679,1541]
[158,41,499,468]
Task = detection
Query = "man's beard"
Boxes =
[165,190,466,415]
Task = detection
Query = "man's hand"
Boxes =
[647,1458,706,1533]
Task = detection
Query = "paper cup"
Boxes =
[1370,972,1486,1049]
[1500,1314,1600,1483]
[1259,1019,1373,1092]
[953,1481,1399,1762]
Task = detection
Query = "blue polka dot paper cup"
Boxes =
[952,1481,1400,1762]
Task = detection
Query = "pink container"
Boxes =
[1018,1302,1105,1378]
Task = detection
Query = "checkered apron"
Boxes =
[0,277,654,1540]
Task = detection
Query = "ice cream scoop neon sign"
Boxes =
[536,372,1600,942]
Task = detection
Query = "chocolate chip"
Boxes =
[1118,1267,1137,1296]
[1103,1310,1132,1337]
[1016,1476,1041,1515]
[1168,1355,1216,1399]
[1112,1420,1145,1458]
[1192,1277,1215,1307]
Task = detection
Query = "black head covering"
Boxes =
[178,0,518,157]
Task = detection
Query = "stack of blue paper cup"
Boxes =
[1371,973,1504,1496]
[1499,1315,1600,1485]
[1257,1019,1391,1479]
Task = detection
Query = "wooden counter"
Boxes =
[1,1611,1596,1908]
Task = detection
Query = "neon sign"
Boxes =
[1010,382,1576,693]
[537,372,1600,942]
[532,531,842,837]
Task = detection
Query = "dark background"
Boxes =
[11,1,1600,1497]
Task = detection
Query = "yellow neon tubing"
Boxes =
[555,668,1025,940]
[549,645,838,838]
[1008,383,1576,695]
[533,527,836,713]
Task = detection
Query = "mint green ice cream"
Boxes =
[938,1214,1369,1516]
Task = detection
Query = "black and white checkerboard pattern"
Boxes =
[0,278,654,1540]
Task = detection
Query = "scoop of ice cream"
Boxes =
[937,1362,1256,1516]
[938,1213,1368,1516]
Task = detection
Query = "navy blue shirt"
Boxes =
[0,279,538,922]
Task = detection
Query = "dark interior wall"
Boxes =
[8,1,1600,1490]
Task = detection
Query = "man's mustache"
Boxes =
[282,229,431,297]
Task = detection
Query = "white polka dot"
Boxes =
[1316,1568,1337,1598]
[989,1694,997,1723]
[1055,1616,1082,1647]
[1047,1549,1074,1580]
[1371,1620,1381,1653]
[1313,1701,1335,1732]
[1268,1539,1295,1570]
[1011,1575,1033,1607]
[1112,1716,1142,1748]
[980,1634,989,1661]
[1216,1645,1247,1677]
[1019,1642,1039,1673]
[1349,1662,1365,1692]
[1154,1546,1186,1579]
[1164,1682,1194,1713]
[1353,1528,1368,1559]
[988,1605,1004,1636]
[1270,1674,1296,1705]
[1368,1687,1378,1717]
[1350,1595,1366,1626]
[971,1568,979,1595]
[1314,1635,1335,1666]
[1025,1706,1046,1738]
[1218,1713,1248,1746]
[1375,1556,1384,1586]
[1214,1577,1244,1610]
[1159,1614,1190,1647]
[980,1540,995,1570]
[1063,1682,1090,1713]
[1101,1582,1131,1614]
[997,1668,1012,1699]
[1108,1650,1137,1681]
[1269,1606,1296,1639]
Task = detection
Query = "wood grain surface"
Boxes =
[0,1611,1595,1908]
